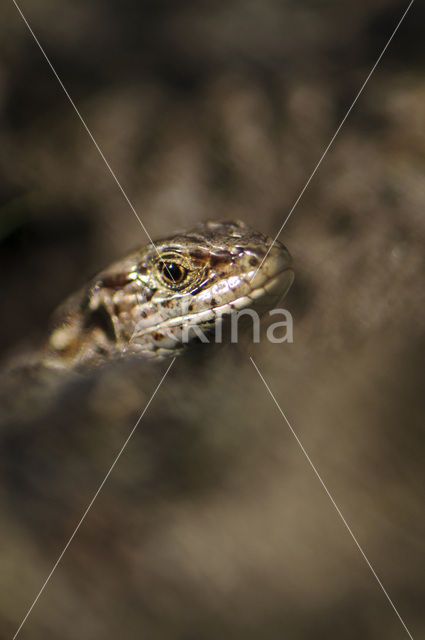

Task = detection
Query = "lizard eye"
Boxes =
[159,261,188,286]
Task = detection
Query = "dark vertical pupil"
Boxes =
[161,262,185,283]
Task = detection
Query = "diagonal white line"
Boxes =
[252,0,415,282]
[12,357,176,640]
[11,0,168,266]
[250,357,414,640]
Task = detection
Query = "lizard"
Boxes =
[43,220,294,368]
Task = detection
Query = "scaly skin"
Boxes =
[44,220,294,368]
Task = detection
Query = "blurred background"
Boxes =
[0,0,424,638]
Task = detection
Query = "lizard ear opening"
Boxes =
[83,304,117,344]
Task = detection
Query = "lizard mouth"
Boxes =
[131,265,294,341]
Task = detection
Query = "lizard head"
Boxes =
[126,220,293,357]
[47,220,294,365]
